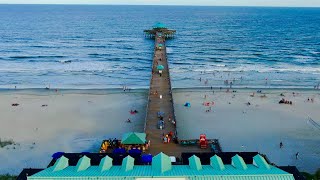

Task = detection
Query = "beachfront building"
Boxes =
[22,152,296,180]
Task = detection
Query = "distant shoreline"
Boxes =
[0,86,319,95]
[0,4,319,8]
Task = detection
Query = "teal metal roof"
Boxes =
[121,132,146,145]
[153,22,167,29]
[29,153,295,180]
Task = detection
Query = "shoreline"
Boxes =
[0,88,319,174]
[0,86,319,92]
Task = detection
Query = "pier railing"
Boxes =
[143,38,158,132]
[165,43,179,140]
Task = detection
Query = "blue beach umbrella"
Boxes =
[157,65,164,70]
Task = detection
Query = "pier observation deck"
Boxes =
[144,24,211,156]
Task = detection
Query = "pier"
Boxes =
[99,23,220,157]
[144,23,216,156]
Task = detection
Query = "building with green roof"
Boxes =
[144,22,176,39]
[153,22,167,29]
[27,153,295,180]
[121,132,146,145]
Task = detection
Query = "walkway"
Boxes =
[144,32,211,157]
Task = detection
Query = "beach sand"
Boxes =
[0,89,147,174]
[174,88,320,173]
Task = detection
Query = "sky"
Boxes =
[0,0,320,7]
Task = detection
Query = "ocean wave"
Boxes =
[83,45,107,48]
[9,55,66,59]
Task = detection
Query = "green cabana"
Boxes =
[121,132,146,145]
[157,65,164,70]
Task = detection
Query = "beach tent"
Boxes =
[184,102,191,107]
[113,148,126,154]
[129,149,142,155]
[121,132,146,145]
[157,65,164,70]
[142,154,153,164]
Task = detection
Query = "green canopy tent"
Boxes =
[121,132,146,145]
[157,65,164,70]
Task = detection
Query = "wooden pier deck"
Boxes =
[144,31,212,157]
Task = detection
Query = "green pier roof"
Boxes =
[153,22,167,29]
[29,153,295,180]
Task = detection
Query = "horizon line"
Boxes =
[0,3,320,8]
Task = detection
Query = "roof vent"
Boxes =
[152,152,172,173]
[188,155,202,170]
[121,155,134,172]
[210,155,225,170]
[231,154,248,170]
[52,156,69,172]
[76,155,91,172]
[253,154,271,169]
[99,155,113,171]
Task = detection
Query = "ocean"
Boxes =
[0,5,320,89]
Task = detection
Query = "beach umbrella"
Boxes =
[142,154,153,164]
[184,102,191,107]
[157,65,164,70]
[158,43,163,47]
[52,152,64,159]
